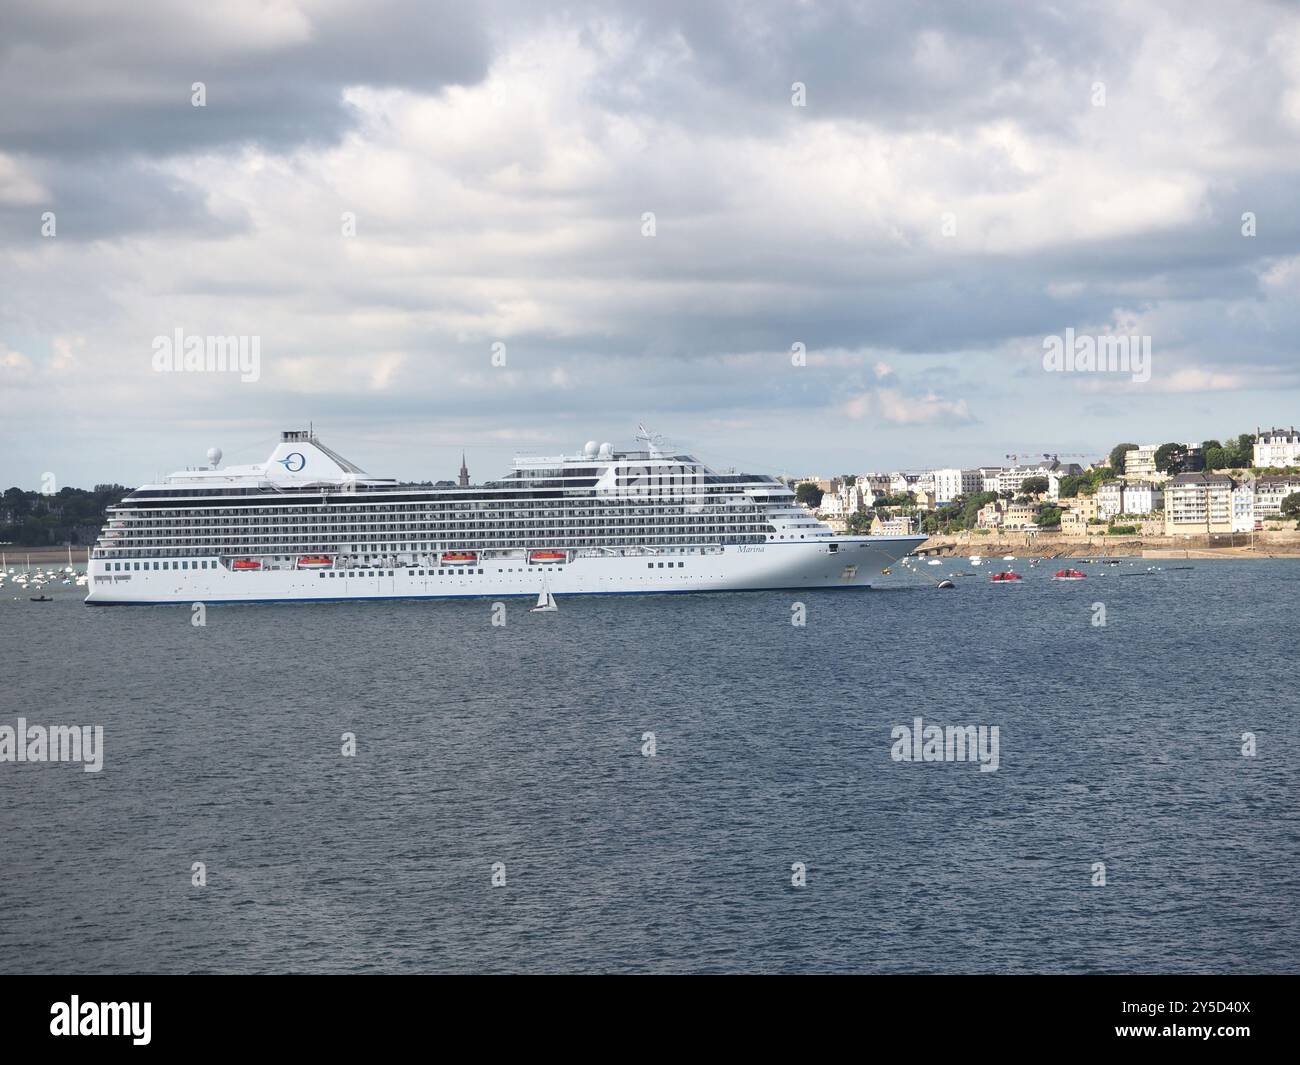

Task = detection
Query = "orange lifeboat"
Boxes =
[529,550,566,563]
[296,555,332,569]
[232,559,262,571]
[441,551,478,565]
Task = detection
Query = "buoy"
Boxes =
[937,579,955,589]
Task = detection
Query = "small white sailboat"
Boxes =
[530,580,558,613]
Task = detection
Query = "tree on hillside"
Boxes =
[795,483,824,508]
[1057,473,1085,498]
[1204,446,1229,471]
[1154,442,1188,474]
[1227,433,1255,468]
[1109,443,1139,471]
[1281,492,1300,519]
[840,474,857,487]
[845,511,872,534]
[1035,506,1062,527]
[1020,476,1050,495]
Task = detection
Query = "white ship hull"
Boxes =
[85,537,924,605]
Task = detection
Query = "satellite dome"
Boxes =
[584,440,598,457]
[598,442,612,458]
[206,447,222,468]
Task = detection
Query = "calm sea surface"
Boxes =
[1,559,1296,973]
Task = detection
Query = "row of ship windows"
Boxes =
[95,533,824,562]
[97,536,766,554]
[317,568,510,577]
[104,561,213,571]
[111,503,764,519]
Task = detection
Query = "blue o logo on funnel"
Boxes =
[278,452,306,472]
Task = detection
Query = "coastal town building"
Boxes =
[871,513,918,536]
[931,468,982,504]
[1095,481,1124,520]
[1163,472,1234,534]
[1060,494,1100,530]
[1252,475,1300,521]
[1232,481,1256,533]
[978,467,1005,493]
[1097,479,1163,519]
[1060,507,1090,533]
[1122,445,1159,480]
[1253,427,1300,467]
[1122,481,1164,514]
[1002,503,1040,529]
[993,459,1082,500]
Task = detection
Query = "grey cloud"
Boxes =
[0,0,491,157]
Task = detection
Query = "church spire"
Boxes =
[458,452,469,488]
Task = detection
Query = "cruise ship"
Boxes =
[86,430,927,604]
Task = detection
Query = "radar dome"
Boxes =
[598,442,612,458]
[206,447,222,468]
[584,440,598,457]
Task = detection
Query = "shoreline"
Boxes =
[917,535,1300,559]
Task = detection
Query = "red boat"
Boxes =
[1053,568,1087,581]
[441,551,478,565]
[296,555,332,569]
[990,571,1022,582]
[232,559,261,571]
[529,550,566,563]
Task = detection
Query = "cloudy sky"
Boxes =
[3,0,1300,489]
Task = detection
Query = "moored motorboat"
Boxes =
[1052,567,1087,581]
[990,571,1022,583]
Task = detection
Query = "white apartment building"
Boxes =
[1252,475,1300,519]
[1232,481,1256,532]
[1253,427,1300,467]
[995,461,1082,500]
[1122,481,1163,514]
[978,467,1005,493]
[931,468,982,504]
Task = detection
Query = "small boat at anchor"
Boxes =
[1053,567,1087,581]
[990,571,1023,583]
